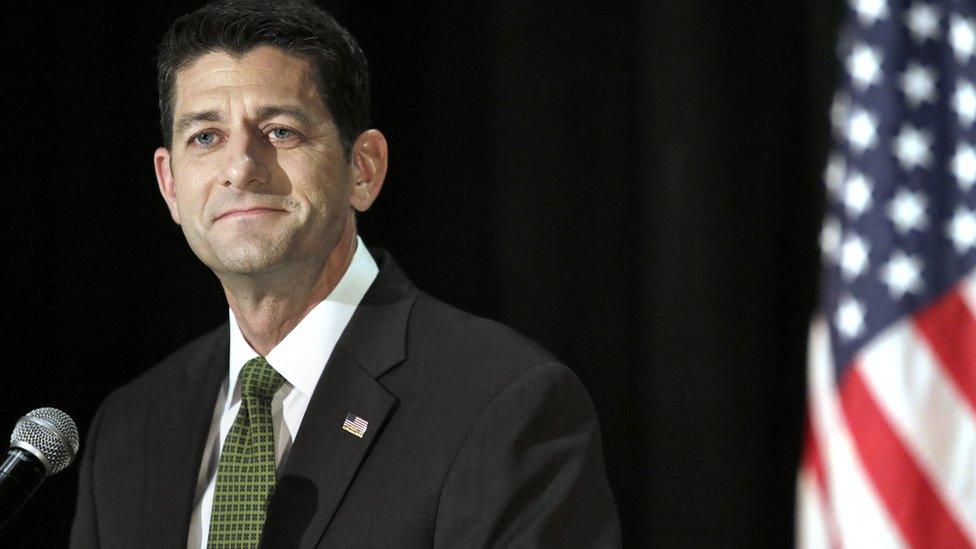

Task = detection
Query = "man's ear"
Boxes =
[349,129,388,212]
[154,147,181,225]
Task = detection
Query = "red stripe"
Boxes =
[801,413,840,549]
[839,366,971,548]
[802,414,829,505]
[914,289,976,414]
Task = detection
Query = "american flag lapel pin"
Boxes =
[342,413,369,438]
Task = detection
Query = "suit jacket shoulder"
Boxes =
[108,324,228,408]
[378,292,621,547]
[408,289,561,386]
[70,324,229,548]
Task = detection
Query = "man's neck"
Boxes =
[222,222,358,356]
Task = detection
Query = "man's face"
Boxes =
[155,46,354,278]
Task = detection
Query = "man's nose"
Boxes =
[221,131,271,190]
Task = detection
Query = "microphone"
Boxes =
[0,408,79,530]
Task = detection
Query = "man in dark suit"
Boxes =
[70,0,620,547]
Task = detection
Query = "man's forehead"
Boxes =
[173,46,322,112]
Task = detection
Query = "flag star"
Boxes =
[948,207,976,253]
[852,0,888,26]
[905,3,940,43]
[953,80,976,126]
[880,252,924,298]
[951,16,976,63]
[901,63,937,107]
[835,296,866,340]
[825,153,846,199]
[892,125,932,170]
[847,108,879,153]
[952,143,976,190]
[847,43,883,90]
[843,172,874,217]
[820,217,842,262]
[840,234,871,280]
[887,189,928,234]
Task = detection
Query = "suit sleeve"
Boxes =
[69,400,106,549]
[433,362,621,548]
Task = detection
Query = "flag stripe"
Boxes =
[800,414,839,549]
[797,468,831,549]
[958,272,976,316]
[913,288,976,416]
[802,415,829,504]
[839,366,971,549]
[859,321,976,544]
[806,319,904,549]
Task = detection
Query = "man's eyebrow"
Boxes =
[172,106,315,139]
[256,105,314,126]
[174,110,222,139]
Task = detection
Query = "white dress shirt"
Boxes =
[186,237,379,549]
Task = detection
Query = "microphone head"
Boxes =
[9,408,80,476]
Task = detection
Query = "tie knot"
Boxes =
[240,357,285,403]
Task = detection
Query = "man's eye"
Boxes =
[193,132,216,146]
[270,128,294,140]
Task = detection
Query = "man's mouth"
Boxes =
[215,207,286,221]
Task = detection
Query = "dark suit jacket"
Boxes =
[69,250,621,548]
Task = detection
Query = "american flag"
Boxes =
[798,0,976,547]
[342,413,369,438]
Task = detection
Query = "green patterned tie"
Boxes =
[207,357,285,548]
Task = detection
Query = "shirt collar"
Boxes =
[227,236,379,401]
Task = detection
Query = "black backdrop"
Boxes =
[1,1,842,547]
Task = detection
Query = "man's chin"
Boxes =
[207,244,289,276]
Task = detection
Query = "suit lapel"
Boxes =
[262,347,397,548]
[144,327,228,546]
[262,249,417,548]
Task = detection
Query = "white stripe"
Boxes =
[859,319,976,544]
[807,317,906,549]
[797,468,831,549]
[955,268,976,314]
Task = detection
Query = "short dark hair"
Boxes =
[156,0,370,158]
